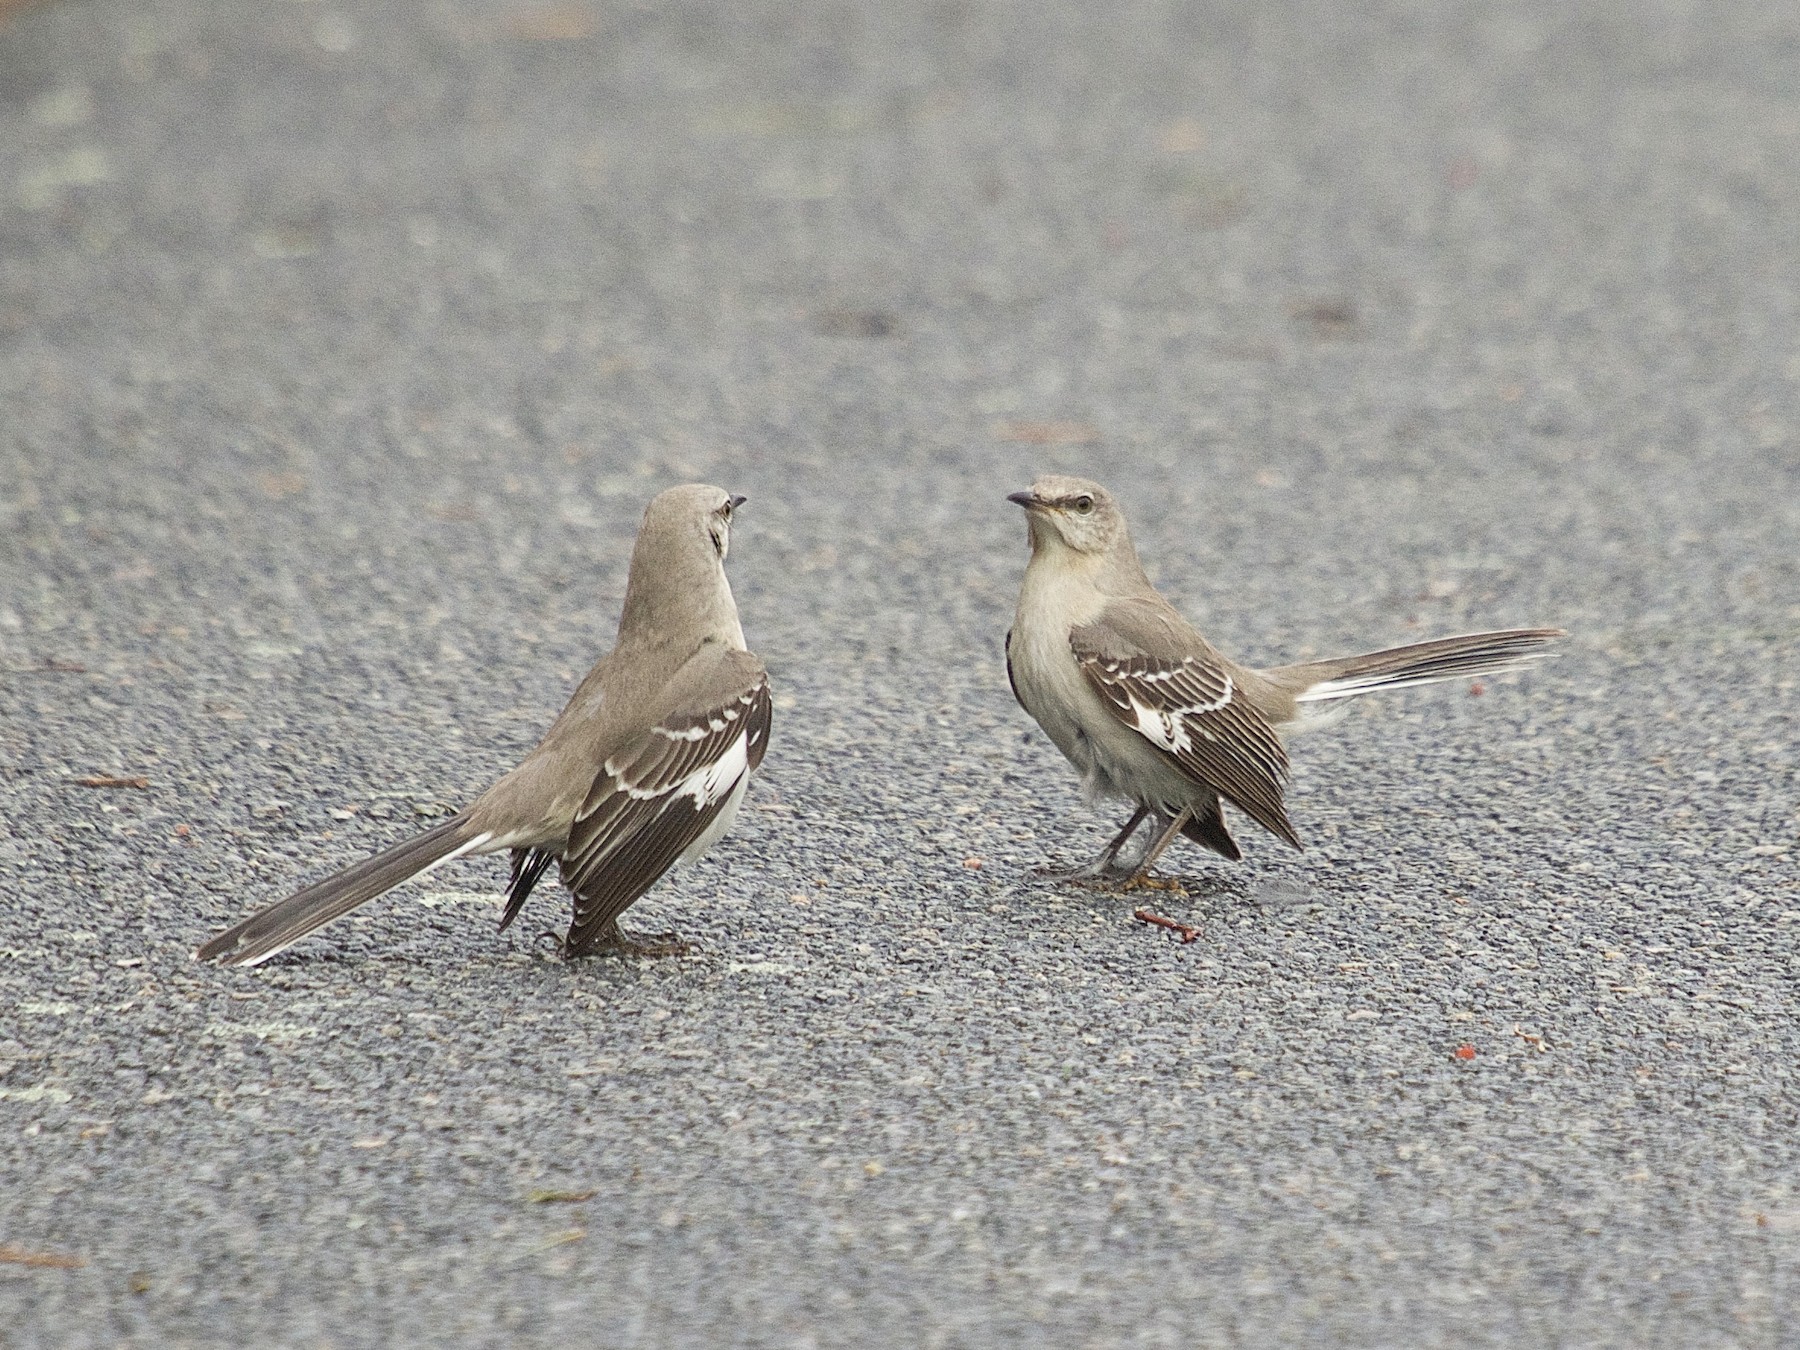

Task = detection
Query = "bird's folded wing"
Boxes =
[560,652,772,951]
[1071,619,1300,848]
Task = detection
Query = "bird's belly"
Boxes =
[1084,726,1196,811]
[1011,621,1136,800]
[1012,626,1091,752]
[1011,617,1203,811]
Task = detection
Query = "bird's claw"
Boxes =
[1034,860,1137,887]
[1117,873,1188,895]
[596,928,693,959]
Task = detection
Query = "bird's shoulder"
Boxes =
[642,643,771,769]
[661,642,767,715]
[608,639,768,767]
[1069,594,1226,671]
[513,639,763,778]
[577,637,764,732]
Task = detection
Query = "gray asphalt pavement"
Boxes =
[3,0,1798,1344]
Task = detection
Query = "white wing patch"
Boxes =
[606,726,748,806]
[1112,666,1233,754]
[682,728,750,807]
[1126,697,1189,755]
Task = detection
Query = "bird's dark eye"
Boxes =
[1074,495,1094,514]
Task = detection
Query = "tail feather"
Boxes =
[497,847,556,934]
[1181,800,1244,861]
[196,817,488,967]
[1275,627,1565,704]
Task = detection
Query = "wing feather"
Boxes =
[1072,636,1301,848]
[559,675,772,953]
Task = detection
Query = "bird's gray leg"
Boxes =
[1041,806,1151,883]
[1118,806,1195,890]
[1109,809,1164,874]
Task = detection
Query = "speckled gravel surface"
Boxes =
[2,1,1797,1345]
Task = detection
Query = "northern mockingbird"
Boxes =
[1004,475,1563,884]
[197,484,772,966]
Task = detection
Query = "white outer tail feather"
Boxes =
[1294,652,1550,703]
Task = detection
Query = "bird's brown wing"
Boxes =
[1071,622,1300,848]
[558,655,771,953]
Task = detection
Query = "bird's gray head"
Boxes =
[1006,475,1127,558]
[618,483,749,646]
[640,482,745,562]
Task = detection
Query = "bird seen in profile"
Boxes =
[1004,474,1563,886]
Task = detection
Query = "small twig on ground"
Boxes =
[1133,908,1200,943]
[71,775,149,789]
[0,1243,85,1269]
[528,1189,597,1205]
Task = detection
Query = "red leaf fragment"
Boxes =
[1133,908,1200,943]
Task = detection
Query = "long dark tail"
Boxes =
[196,817,486,966]
[1271,627,1565,704]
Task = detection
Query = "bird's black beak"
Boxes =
[729,494,748,510]
[1005,490,1037,508]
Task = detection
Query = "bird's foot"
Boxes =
[1034,858,1136,887]
[591,926,693,959]
[1115,872,1189,895]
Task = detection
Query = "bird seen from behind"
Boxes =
[196,484,772,967]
